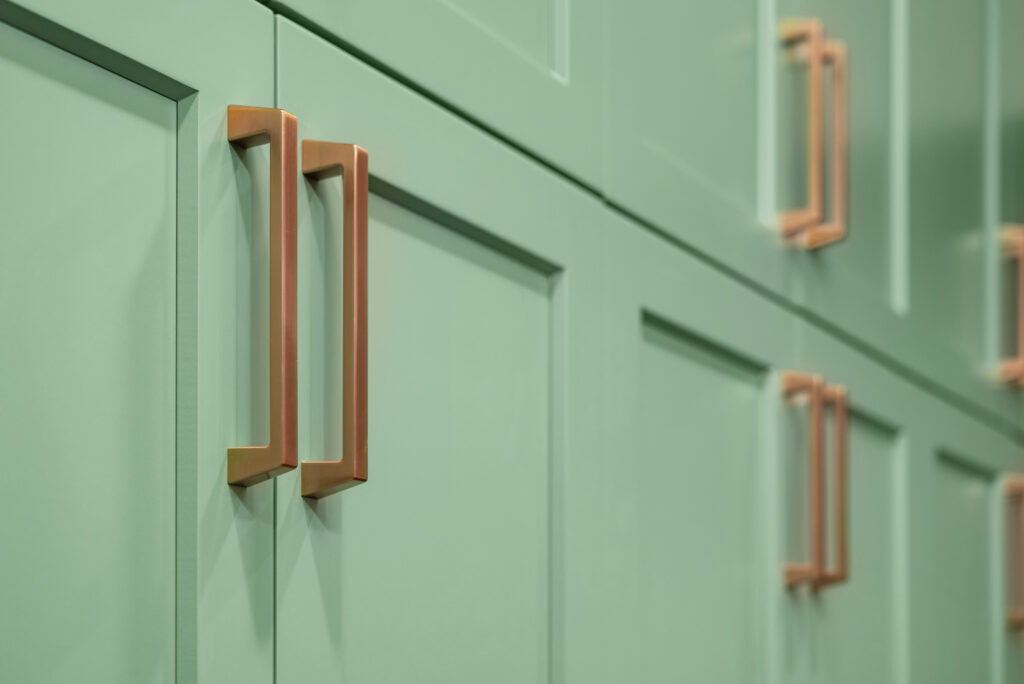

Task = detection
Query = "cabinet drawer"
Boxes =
[261,0,604,188]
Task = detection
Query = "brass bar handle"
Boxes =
[999,227,1024,384]
[779,19,825,237]
[300,140,369,499]
[226,106,299,486]
[803,41,848,250]
[816,384,849,588]
[783,371,826,588]
[1007,478,1024,630]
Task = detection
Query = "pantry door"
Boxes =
[0,1,276,681]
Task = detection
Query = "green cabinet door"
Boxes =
[273,18,610,683]
[1,1,277,680]
[599,211,797,681]
[779,321,914,684]
[260,0,603,187]
[906,400,1022,684]
[0,17,176,682]
[776,0,1023,430]
[605,0,794,298]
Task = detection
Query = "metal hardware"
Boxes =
[815,383,849,588]
[226,106,299,486]
[1008,478,1024,630]
[783,372,849,590]
[779,19,825,236]
[999,227,1024,384]
[803,41,848,249]
[783,371,826,587]
[300,140,369,499]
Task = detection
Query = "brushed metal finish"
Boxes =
[779,19,825,237]
[226,105,299,486]
[999,226,1024,384]
[783,371,826,588]
[300,140,369,499]
[803,41,848,250]
[783,373,849,590]
[1007,478,1024,630]
[816,383,849,588]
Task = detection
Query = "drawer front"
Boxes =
[261,0,603,187]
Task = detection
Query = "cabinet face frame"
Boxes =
[1,0,278,680]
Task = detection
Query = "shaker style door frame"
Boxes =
[0,0,278,680]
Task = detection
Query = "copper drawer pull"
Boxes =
[999,227,1024,384]
[300,140,369,499]
[1008,478,1024,630]
[783,371,826,587]
[783,373,849,589]
[816,383,849,588]
[779,19,825,236]
[779,21,848,249]
[803,41,848,250]
[226,106,299,486]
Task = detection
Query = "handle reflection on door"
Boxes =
[226,106,299,487]
[301,140,370,499]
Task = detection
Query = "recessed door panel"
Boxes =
[907,0,988,372]
[912,452,995,684]
[626,315,764,682]
[276,190,556,682]
[0,18,176,682]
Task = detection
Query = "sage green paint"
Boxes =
[788,321,909,684]
[3,2,1024,683]
[262,0,603,188]
[0,19,176,682]
[275,17,610,683]
[600,210,797,683]
[800,318,1024,684]
[6,0,277,680]
[604,0,797,299]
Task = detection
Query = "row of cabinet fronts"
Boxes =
[1,0,1024,683]
[242,0,1024,437]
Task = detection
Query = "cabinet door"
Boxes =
[782,320,1022,684]
[273,17,609,683]
[599,211,797,681]
[777,0,1022,429]
[260,0,603,188]
[907,402,1021,684]
[0,15,176,682]
[781,321,914,684]
[605,0,792,298]
[0,1,277,681]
